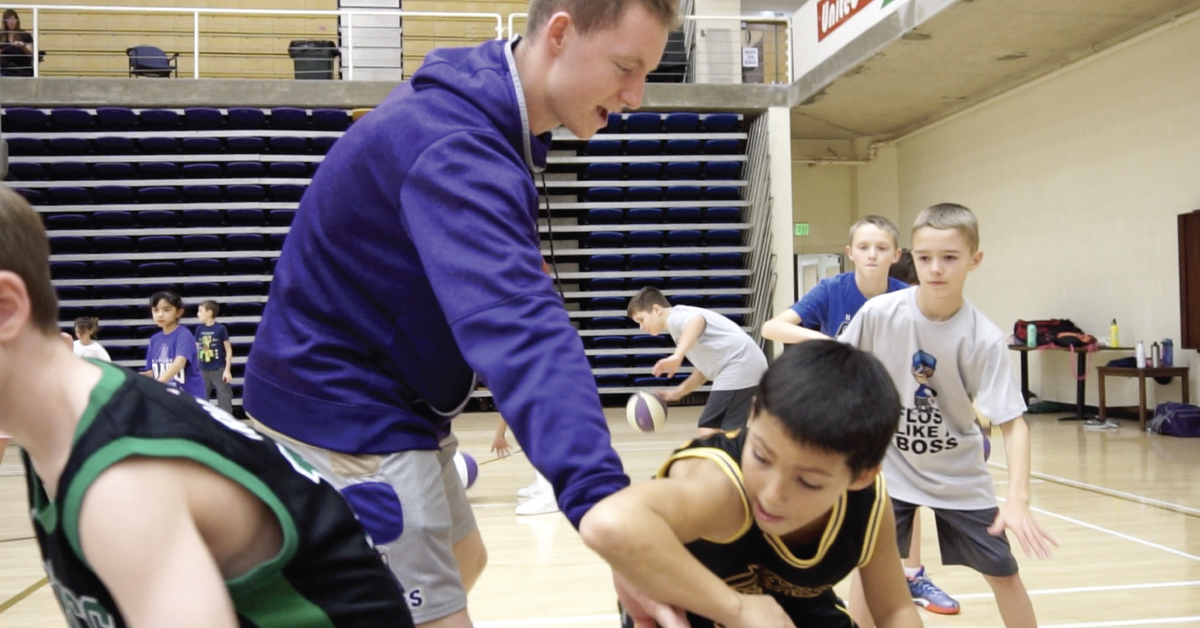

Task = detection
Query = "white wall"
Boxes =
[893,12,1200,408]
[693,0,744,84]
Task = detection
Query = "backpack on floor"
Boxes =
[1148,402,1200,437]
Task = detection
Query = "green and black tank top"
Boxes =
[659,430,888,628]
[24,361,413,628]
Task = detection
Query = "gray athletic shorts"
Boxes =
[250,420,476,623]
[892,497,1018,577]
[697,386,758,430]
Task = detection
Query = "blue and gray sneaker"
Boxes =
[908,566,960,615]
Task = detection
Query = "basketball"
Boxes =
[626,391,668,432]
[454,451,479,489]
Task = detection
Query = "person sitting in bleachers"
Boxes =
[0,9,34,77]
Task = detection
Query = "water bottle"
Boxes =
[1026,323,1037,348]
[1136,341,1146,369]
[1110,319,1119,347]
[1151,341,1161,368]
[1163,339,1174,367]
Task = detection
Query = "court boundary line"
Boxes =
[1043,615,1200,628]
[990,462,1200,518]
[0,577,48,615]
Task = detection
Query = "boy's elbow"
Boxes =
[579,500,633,558]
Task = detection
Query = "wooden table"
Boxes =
[1010,345,1134,421]
[1096,366,1190,430]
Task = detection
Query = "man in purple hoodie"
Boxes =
[243,1,676,626]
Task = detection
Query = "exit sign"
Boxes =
[794,223,810,236]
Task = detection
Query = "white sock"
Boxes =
[903,565,922,578]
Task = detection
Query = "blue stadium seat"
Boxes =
[181,185,222,203]
[55,286,89,300]
[227,281,265,296]
[629,335,667,348]
[139,162,179,179]
[703,161,741,179]
[591,355,628,368]
[268,137,309,154]
[663,162,700,180]
[227,137,266,154]
[6,108,48,131]
[311,137,337,154]
[663,113,700,133]
[47,162,92,180]
[595,374,628,388]
[705,207,741,222]
[94,236,134,252]
[182,137,223,154]
[630,355,661,368]
[313,109,350,131]
[703,139,741,155]
[138,210,178,227]
[139,109,182,130]
[270,107,309,130]
[706,276,744,289]
[669,295,703,307]
[585,255,624,270]
[587,278,625,291]
[589,316,628,331]
[7,162,45,180]
[48,138,91,155]
[93,211,135,228]
[45,214,90,229]
[666,253,702,269]
[94,136,134,155]
[664,139,701,155]
[182,234,221,251]
[224,303,263,318]
[601,113,622,134]
[663,186,700,202]
[666,230,701,246]
[624,208,660,224]
[666,276,701,290]
[94,162,137,180]
[7,138,44,155]
[94,305,135,320]
[633,376,671,387]
[625,139,661,155]
[137,284,176,299]
[583,140,621,156]
[628,254,662,269]
[625,113,661,133]
[632,276,666,289]
[182,282,222,297]
[227,209,266,226]
[582,162,622,180]
[226,234,265,250]
[228,162,266,178]
[227,185,266,202]
[15,188,45,205]
[584,208,623,224]
[583,232,624,248]
[94,260,135,277]
[182,258,223,274]
[47,187,91,205]
[51,108,94,131]
[269,233,287,249]
[589,297,626,311]
[704,186,740,201]
[268,162,307,178]
[58,306,86,322]
[269,184,305,202]
[626,187,662,202]
[664,207,702,223]
[705,229,741,245]
[184,107,224,130]
[269,209,296,226]
[626,230,662,247]
[586,187,623,203]
[138,261,179,277]
[138,137,180,154]
[96,107,138,131]
[702,114,740,132]
[182,210,222,227]
[707,295,745,309]
[625,162,661,180]
[705,252,742,269]
[228,257,266,273]
[180,163,221,179]
[139,187,180,204]
[228,108,266,130]
[50,261,89,279]
[49,236,88,254]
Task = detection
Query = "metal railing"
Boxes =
[743,114,776,343]
[5,4,504,80]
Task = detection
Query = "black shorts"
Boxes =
[893,498,1019,578]
[697,386,757,430]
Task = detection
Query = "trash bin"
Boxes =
[288,40,340,80]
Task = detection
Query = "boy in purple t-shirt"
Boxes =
[141,291,205,399]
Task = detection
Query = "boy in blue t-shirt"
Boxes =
[141,291,205,400]
[195,300,234,414]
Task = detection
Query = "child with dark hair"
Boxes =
[141,291,205,400]
[195,300,234,414]
[582,341,923,628]
[73,317,111,362]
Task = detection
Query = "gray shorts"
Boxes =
[250,420,475,623]
[892,498,1018,578]
[698,386,757,430]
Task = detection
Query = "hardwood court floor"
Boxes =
[3,409,1200,627]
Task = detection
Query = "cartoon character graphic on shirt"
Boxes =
[911,350,938,411]
[198,334,216,365]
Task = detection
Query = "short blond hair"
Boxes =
[848,215,899,247]
[912,203,980,252]
[526,0,679,38]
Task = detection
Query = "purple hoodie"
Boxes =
[244,39,628,527]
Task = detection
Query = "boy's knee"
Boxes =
[982,572,1022,588]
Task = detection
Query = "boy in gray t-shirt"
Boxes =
[628,287,768,436]
[840,204,1056,628]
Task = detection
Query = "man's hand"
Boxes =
[653,354,684,378]
[988,500,1057,559]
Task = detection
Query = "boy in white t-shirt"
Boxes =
[840,203,1056,627]
[628,287,768,437]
